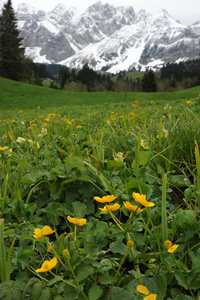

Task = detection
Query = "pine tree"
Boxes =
[0,0,25,81]
[141,69,157,92]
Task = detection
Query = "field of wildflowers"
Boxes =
[0,93,200,299]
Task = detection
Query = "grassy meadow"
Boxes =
[1,77,200,299]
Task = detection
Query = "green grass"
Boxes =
[1,77,200,111]
[1,77,200,299]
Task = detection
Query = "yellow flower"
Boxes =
[0,146,7,151]
[76,125,82,128]
[137,285,157,300]
[132,193,155,207]
[93,195,117,203]
[186,100,193,104]
[164,240,179,253]
[36,257,58,273]
[99,204,121,212]
[33,226,56,239]
[123,201,145,213]
[47,243,54,252]
[67,216,87,226]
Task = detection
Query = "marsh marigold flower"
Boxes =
[94,195,117,203]
[123,201,145,213]
[132,192,155,207]
[137,285,157,300]
[47,243,54,252]
[33,226,56,239]
[67,216,87,226]
[99,204,121,212]
[164,240,179,253]
[36,257,58,273]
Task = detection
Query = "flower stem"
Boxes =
[146,208,163,262]
[66,257,88,300]
[106,207,142,281]
[45,238,68,272]
[107,248,130,299]
[49,271,77,288]
[126,232,142,282]
[171,254,196,300]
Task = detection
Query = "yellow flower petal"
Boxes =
[123,201,145,212]
[94,195,117,203]
[144,294,157,300]
[132,193,155,207]
[67,216,87,226]
[47,244,54,252]
[137,285,150,295]
[33,226,56,239]
[167,244,179,253]
[36,257,58,273]
[99,204,120,212]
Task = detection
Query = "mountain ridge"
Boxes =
[15,1,200,73]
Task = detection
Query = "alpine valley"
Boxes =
[15,1,200,73]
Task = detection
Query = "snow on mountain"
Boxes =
[15,1,200,73]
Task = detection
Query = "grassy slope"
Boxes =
[1,77,200,110]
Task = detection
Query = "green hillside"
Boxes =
[1,77,200,111]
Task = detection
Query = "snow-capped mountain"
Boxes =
[15,1,200,73]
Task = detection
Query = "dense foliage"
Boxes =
[0,86,200,299]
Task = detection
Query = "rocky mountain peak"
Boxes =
[15,1,200,73]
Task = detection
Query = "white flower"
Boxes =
[38,128,47,138]
[114,152,124,162]
[16,137,26,143]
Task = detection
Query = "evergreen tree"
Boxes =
[0,0,25,81]
[141,69,157,92]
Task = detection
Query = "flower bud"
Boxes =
[62,249,70,258]
[127,240,134,248]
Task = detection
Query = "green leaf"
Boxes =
[174,270,187,289]
[88,284,103,300]
[189,248,200,270]
[38,288,52,300]
[0,280,23,300]
[174,295,193,300]
[50,180,63,200]
[126,179,152,199]
[109,239,127,255]
[21,172,44,184]
[110,287,134,300]
[132,150,151,168]
[76,265,94,282]
[154,274,167,300]
[107,160,124,171]
[31,282,43,300]
[99,274,114,285]
[170,175,191,187]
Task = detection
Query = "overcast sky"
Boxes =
[1,0,200,26]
